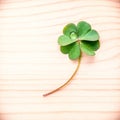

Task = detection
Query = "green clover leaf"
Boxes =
[80,30,100,41]
[58,35,77,46]
[60,43,74,54]
[63,23,78,37]
[43,21,100,97]
[69,42,81,60]
[77,21,91,37]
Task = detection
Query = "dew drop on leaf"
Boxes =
[70,32,77,40]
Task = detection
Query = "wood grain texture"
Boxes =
[0,0,120,120]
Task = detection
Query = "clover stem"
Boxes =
[43,56,82,97]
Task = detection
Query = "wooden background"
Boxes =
[0,0,120,120]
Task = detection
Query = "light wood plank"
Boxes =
[0,0,120,120]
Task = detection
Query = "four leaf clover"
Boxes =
[58,21,100,60]
[43,21,100,97]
